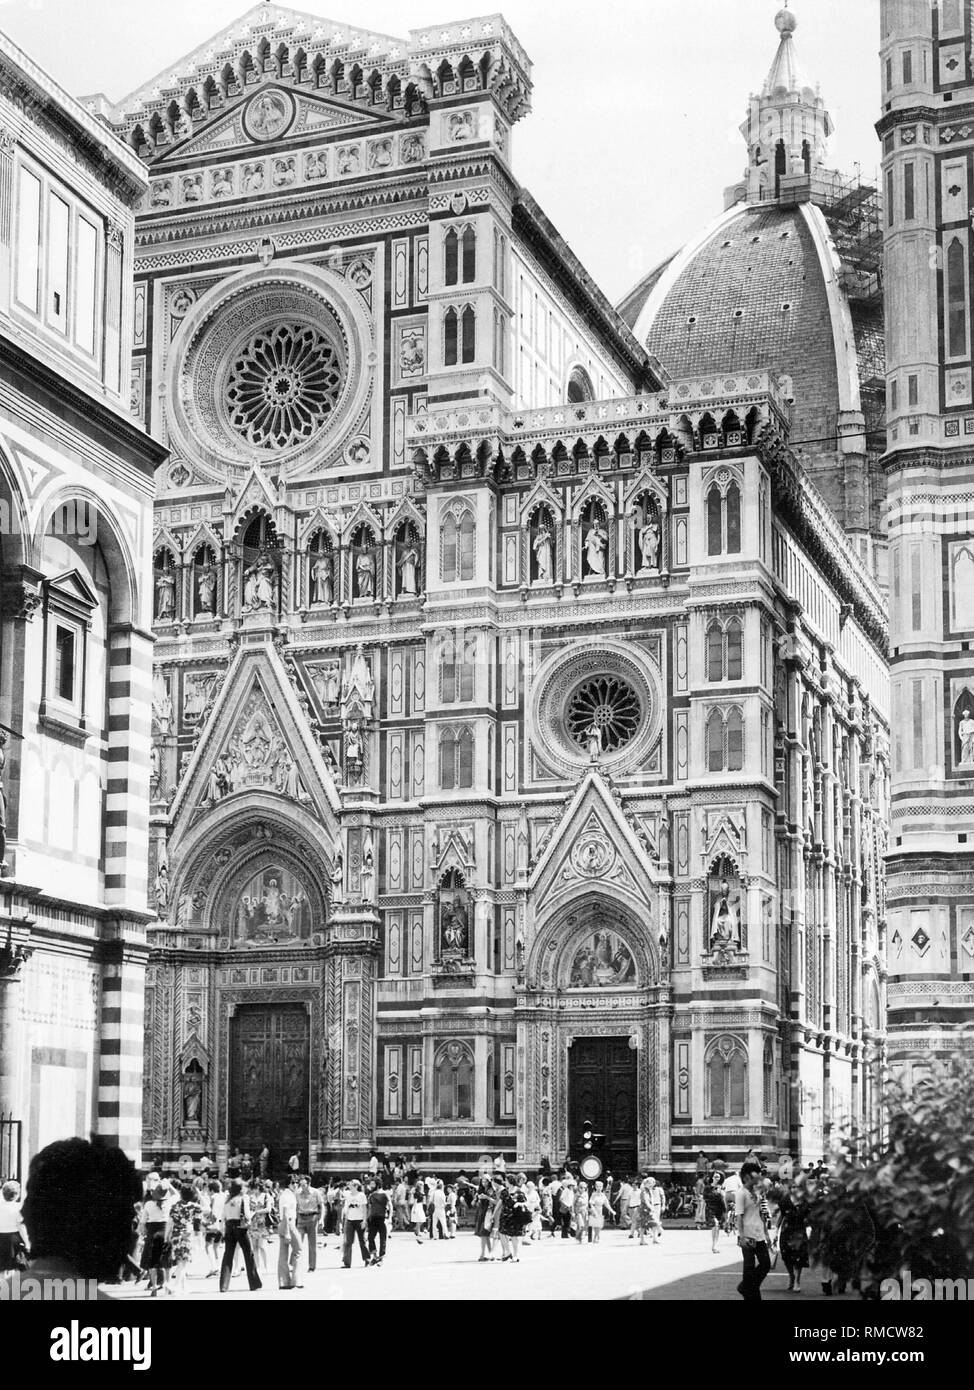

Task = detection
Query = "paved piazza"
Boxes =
[107,1228,852,1303]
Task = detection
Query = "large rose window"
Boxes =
[565,674,642,754]
[225,324,343,450]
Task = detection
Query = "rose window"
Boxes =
[225,323,343,450]
[565,674,642,754]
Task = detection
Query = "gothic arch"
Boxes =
[526,892,659,992]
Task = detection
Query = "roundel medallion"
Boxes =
[243,88,295,142]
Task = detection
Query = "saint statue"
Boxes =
[155,567,176,620]
[330,850,345,904]
[959,707,974,765]
[183,1073,202,1124]
[710,875,741,950]
[154,863,170,915]
[585,721,603,760]
[441,892,469,953]
[355,547,375,599]
[360,834,375,904]
[398,544,419,596]
[196,563,217,614]
[636,514,661,574]
[533,525,553,582]
[584,519,607,578]
[310,552,333,606]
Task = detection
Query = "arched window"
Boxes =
[948,235,968,358]
[439,727,456,788]
[802,138,811,176]
[727,707,744,771]
[726,620,743,680]
[707,485,723,556]
[461,306,476,363]
[726,483,741,553]
[456,726,474,788]
[459,633,476,701]
[435,1042,473,1120]
[444,307,458,367]
[440,632,457,703]
[439,727,474,789]
[462,226,476,283]
[458,509,475,580]
[441,512,457,582]
[566,366,594,404]
[707,623,724,682]
[444,228,458,286]
[707,708,725,772]
[706,1036,748,1118]
[763,1039,774,1117]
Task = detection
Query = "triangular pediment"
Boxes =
[168,643,340,836]
[151,85,388,167]
[529,772,659,914]
[46,569,98,609]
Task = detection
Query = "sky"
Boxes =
[0,0,881,303]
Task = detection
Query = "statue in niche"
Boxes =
[397,540,420,596]
[360,834,375,904]
[155,565,176,620]
[182,1065,203,1125]
[343,647,375,722]
[310,550,334,605]
[709,859,743,951]
[313,663,341,711]
[243,549,277,612]
[439,875,470,954]
[632,503,661,575]
[355,544,376,599]
[152,679,173,736]
[344,719,364,780]
[958,704,974,766]
[583,514,607,577]
[585,721,603,761]
[330,850,344,904]
[532,517,554,583]
[196,561,217,614]
[154,863,170,916]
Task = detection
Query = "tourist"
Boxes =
[219,1178,262,1293]
[776,1183,810,1292]
[704,1173,727,1254]
[258,1145,270,1179]
[203,1179,224,1277]
[410,1185,427,1243]
[524,1180,542,1240]
[693,1170,707,1228]
[277,1176,302,1290]
[496,1179,526,1262]
[445,1183,459,1238]
[393,1176,410,1231]
[168,1183,200,1296]
[367,1149,380,1179]
[573,1181,589,1244]
[139,1183,172,1296]
[695,1150,709,1178]
[615,1175,633,1233]
[558,1176,576,1238]
[341,1179,370,1268]
[429,1179,449,1240]
[735,1163,772,1301]
[474,1179,495,1260]
[295,1175,323,1272]
[643,1176,664,1245]
[0,1180,27,1272]
[249,1180,273,1275]
[587,1180,612,1244]
[19,1138,142,1296]
[366,1179,389,1266]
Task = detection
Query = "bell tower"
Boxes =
[879,0,974,1074]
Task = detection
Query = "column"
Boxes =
[94,927,149,1164]
[0,127,15,314]
[0,911,32,1127]
[104,624,154,909]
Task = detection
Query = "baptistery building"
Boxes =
[87,4,890,1176]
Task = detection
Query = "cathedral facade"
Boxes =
[81,4,893,1176]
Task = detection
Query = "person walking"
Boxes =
[776,1185,810,1292]
[219,1180,262,1293]
[573,1182,589,1244]
[202,1179,224,1277]
[616,1176,633,1234]
[168,1184,200,1296]
[735,1163,772,1301]
[444,1184,459,1239]
[558,1176,576,1238]
[0,1181,27,1272]
[704,1174,727,1254]
[366,1180,389,1266]
[341,1179,370,1268]
[587,1181,612,1244]
[474,1179,495,1261]
[410,1186,427,1243]
[393,1178,409,1231]
[429,1179,449,1240]
[139,1184,172,1297]
[277,1176,302,1290]
[295,1176,323,1273]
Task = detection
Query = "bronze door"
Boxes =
[567,1036,638,1176]
[229,1005,310,1168]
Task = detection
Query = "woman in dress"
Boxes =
[219,1178,262,1293]
[587,1181,613,1244]
[410,1186,427,1243]
[703,1174,727,1254]
[249,1181,272,1275]
[473,1179,495,1261]
[139,1184,172,1296]
[496,1180,527,1263]
[168,1184,201,1296]
[573,1182,590,1244]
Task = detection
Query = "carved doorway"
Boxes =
[567,1036,638,1176]
[229,1004,310,1172]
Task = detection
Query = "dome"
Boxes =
[620,199,886,535]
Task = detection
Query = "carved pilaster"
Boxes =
[0,126,14,312]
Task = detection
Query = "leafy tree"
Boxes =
[808,1052,974,1292]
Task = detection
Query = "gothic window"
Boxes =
[435,1042,474,1120]
[947,236,968,358]
[706,1036,747,1118]
[706,707,745,772]
[440,507,475,582]
[707,708,724,772]
[444,228,458,286]
[567,366,594,404]
[802,139,811,176]
[727,620,743,680]
[705,618,743,682]
[707,623,724,682]
[462,226,477,283]
[461,306,476,363]
[460,634,476,701]
[763,1039,774,1118]
[904,162,915,221]
[951,544,974,630]
[444,307,458,366]
[727,707,744,771]
[440,632,457,703]
[706,477,742,555]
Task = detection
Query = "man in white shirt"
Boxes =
[277,1177,302,1289]
[341,1179,370,1268]
[734,1165,771,1300]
